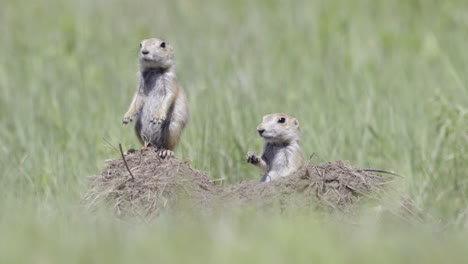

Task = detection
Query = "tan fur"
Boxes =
[246,113,305,182]
[123,38,188,158]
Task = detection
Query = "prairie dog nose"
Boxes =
[141,50,149,55]
[257,128,265,136]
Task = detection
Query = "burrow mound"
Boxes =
[84,148,393,217]
[220,161,392,213]
[84,148,217,217]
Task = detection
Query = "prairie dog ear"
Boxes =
[293,119,300,128]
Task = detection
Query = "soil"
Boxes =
[84,148,394,217]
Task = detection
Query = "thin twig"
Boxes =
[307,152,316,165]
[119,143,134,180]
[309,152,316,160]
[210,178,225,182]
[314,166,323,178]
[362,168,403,177]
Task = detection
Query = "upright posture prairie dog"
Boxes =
[246,113,305,182]
[122,38,188,158]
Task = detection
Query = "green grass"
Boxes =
[1,0,467,262]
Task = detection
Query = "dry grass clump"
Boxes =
[221,161,393,213]
[84,149,394,217]
[83,148,217,217]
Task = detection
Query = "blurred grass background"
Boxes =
[0,0,467,262]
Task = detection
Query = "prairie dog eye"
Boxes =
[160,42,166,48]
[278,117,286,123]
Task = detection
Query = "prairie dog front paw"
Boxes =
[151,109,167,124]
[122,113,136,124]
[246,152,260,164]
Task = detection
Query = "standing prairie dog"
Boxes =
[122,38,188,158]
[246,113,305,182]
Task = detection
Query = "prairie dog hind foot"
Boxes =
[156,148,174,159]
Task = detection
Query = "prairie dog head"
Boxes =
[256,113,300,144]
[139,38,175,70]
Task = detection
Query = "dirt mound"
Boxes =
[84,149,393,217]
[84,148,217,217]
[221,161,391,213]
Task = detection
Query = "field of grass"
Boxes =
[1,0,467,262]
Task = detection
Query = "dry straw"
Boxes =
[83,148,405,220]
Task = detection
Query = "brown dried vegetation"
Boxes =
[84,148,394,218]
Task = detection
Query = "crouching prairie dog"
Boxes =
[246,113,305,182]
[122,38,188,158]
